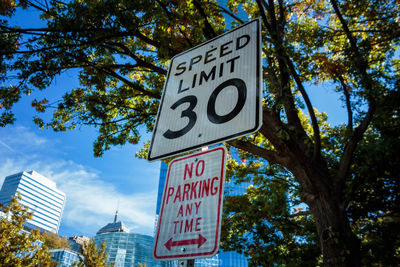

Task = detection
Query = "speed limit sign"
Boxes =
[148,19,261,161]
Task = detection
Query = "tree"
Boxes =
[41,231,71,250]
[0,196,57,266]
[76,239,108,267]
[345,91,400,266]
[221,112,400,266]
[221,161,322,266]
[1,0,399,266]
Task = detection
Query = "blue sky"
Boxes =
[0,100,161,238]
[0,8,161,237]
[0,99,161,237]
[0,5,348,239]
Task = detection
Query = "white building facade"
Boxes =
[0,171,66,233]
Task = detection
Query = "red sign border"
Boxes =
[153,146,226,260]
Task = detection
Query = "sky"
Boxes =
[0,96,161,238]
[0,4,348,239]
[0,6,163,238]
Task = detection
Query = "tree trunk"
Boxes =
[305,177,361,266]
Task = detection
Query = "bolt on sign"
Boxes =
[148,18,261,161]
[153,146,227,261]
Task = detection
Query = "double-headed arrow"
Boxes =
[164,234,207,251]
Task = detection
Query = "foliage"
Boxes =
[222,161,321,266]
[76,239,108,267]
[346,92,400,266]
[41,231,71,250]
[0,195,57,266]
[1,0,400,266]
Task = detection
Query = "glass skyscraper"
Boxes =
[155,161,249,267]
[0,170,66,233]
[49,248,80,267]
[94,212,163,267]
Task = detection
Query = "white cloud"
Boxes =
[50,163,157,236]
[0,156,157,236]
[0,125,158,237]
[0,125,48,148]
[0,140,15,152]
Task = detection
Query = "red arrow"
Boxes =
[164,234,207,251]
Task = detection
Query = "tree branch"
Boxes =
[277,0,286,30]
[284,56,321,160]
[1,25,166,53]
[214,4,244,24]
[267,0,278,35]
[228,140,285,166]
[330,0,377,194]
[155,0,195,48]
[103,42,167,75]
[258,1,312,158]
[255,0,272,33]
[329,0,371,87]
[65,52,161,99]
[337,75,353,130]
[287,211,311,218]
[98,66,161,99]
[336,99,375,191]
[192,0,217,39]
[25,0,48,12]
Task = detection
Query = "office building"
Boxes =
[0,171,66,233]
[155,162,249,267]
[93,212,162,267]
[49,248,80,267]
[68,235,90,252]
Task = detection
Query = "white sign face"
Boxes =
[153,146,226,261]
[148,19,261,161]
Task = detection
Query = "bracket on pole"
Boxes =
[178,259,195,267]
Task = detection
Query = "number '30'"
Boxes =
[163,78,247,139]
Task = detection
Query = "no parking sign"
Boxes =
[153,147,227,260]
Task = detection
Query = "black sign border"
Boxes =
[148,18,261,161]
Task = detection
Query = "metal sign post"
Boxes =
[178,259,195,267]
[148,18,261,161]
[153,146,227,261]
